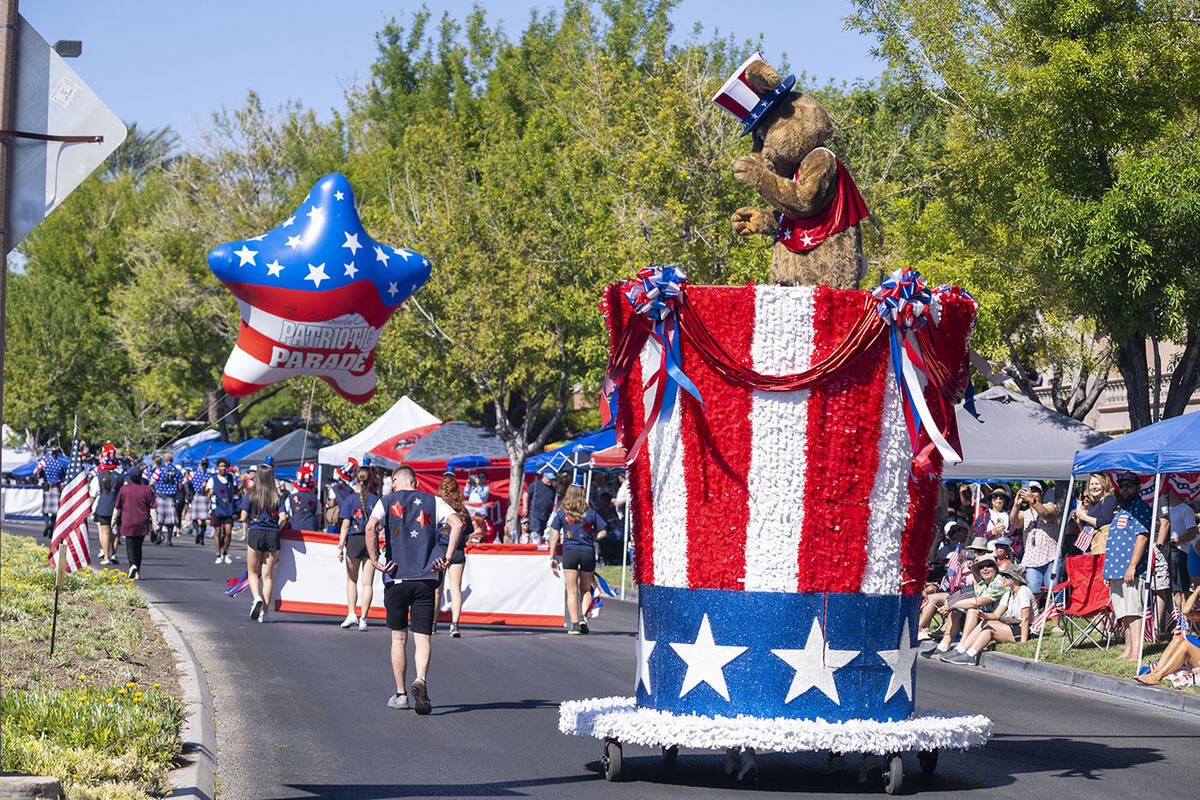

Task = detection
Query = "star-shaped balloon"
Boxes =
[208,173,431,403]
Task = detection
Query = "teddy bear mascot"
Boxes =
[558,53,991,792]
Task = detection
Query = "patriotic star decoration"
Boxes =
[415,509,432,527]
[637,609,656,695]
[772,618,860,705]
[207,173,432,404]
[876,618,919,703]
[390,501,406,518]
[669,614,747,701]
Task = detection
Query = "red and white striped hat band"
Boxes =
[711,52,798,134]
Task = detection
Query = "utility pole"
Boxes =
[0,0,16,452]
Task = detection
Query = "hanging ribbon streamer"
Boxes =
[614,265,705,462]
[872,268,962,476]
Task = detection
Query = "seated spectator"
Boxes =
[918,524,973,640]
[940,563,1035,665]
[922,554,1005,658]
[936,521,970,561]
[1137,584,1200,685]
[989,537,1015,568]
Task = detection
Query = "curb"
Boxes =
[980,650,1200,716]
[147,605,217,800]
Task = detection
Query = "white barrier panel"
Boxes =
[3,485,43,519]
[274,532,566,627]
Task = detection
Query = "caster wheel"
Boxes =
[662,745,678,764]
[883,753,903,795]
[918,749,938,775]
[603,738,623,781]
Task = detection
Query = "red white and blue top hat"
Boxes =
[711,52,797,136]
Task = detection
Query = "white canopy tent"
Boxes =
[318,395,440,466]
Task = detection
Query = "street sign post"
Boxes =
[7,13,125,251]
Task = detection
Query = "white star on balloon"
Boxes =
[286,235,303,250]
[876,618,919,703]
[637,609,656,695]
[265,260,284,278]
[398,249,413,261]
[669,614,746,701]
[344,261,358,279]
[334,190,345,201]
[772,618,859,705]
[306,205,323,221]
[374,245,390,265]
[282,215,296,228]
[387,281,399,297]
[234,245,257,266]
[342,232,362,254]
[305,262,329,288]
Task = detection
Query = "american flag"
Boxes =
[48,436,92,573]
[1074,525,1096,553]
[1031,591,1062,634]
[1143,599,1158,643]
[945,547,970,591]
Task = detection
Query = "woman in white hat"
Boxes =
[940,563,1035,665]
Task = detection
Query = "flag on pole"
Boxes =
[48,436,91,574]
[1031,591,1062,635]
[1143,598,1158,643]
[225,572,249,598]
[1171,607,1186,638]
[1074,525,1096,553]
[945,546,969,591]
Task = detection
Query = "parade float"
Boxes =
[558,54,992,793]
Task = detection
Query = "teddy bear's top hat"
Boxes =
[711,52,797,136]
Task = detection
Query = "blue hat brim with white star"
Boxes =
[741,74,797,137]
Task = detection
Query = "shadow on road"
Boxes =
[430,698,558,716]
[276,773,596,798]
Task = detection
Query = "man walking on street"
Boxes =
[150,454,183,545]
[520,469,557,544]
[37,446,69,539]
[366,465,464,715]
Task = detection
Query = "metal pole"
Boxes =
[0,0,19,531]
[1135,473,1163,673]
[620,503,631,600]
[49,540,64,656]
[1035,475,1075,663]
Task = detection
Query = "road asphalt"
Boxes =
[7,519,1199,799]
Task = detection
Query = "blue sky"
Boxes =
[25,1,884,147]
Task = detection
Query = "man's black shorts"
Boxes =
[384,579,438,634]
[247,527,280,552]
[561,548,596,572]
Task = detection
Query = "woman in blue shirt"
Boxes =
[548,483,607,635]
[239,465,284,623]
[337,466,379,631]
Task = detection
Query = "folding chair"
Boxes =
[1058,554,1114,654]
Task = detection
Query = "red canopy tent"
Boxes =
[368,421,512,522]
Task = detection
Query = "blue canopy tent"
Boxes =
[524,429,617,475]
[11,459,38,476]
[1032,411,1200,667]
[205,438,270,469]
[174,438,231,468]
[1073,411,1200,475]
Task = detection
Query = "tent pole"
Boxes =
[620,503,631,601]
[1035,475,1075,663]
[1136,472,1164,674]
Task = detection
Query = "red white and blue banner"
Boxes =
[273,531,565,627]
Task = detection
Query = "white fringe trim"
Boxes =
[559,696,992,755]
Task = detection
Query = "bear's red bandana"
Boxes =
[776,150,869,252]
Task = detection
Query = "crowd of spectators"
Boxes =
[921,473,1200,686]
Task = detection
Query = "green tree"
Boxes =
[850,0,1200,428]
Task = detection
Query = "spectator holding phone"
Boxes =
[1013,480,1063,634]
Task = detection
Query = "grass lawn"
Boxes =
[1,532,185,799]
[994,634,1200,694]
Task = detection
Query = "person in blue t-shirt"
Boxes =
[547,481,608,635]
[206,458,239,565]
[337,465,380,632]
[238,465,285,623]
[1103,471,1153,661]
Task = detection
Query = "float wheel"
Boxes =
[603,738,623,782]
[883,753,904,795]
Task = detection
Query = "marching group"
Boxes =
[33,443,628,711]
[921,472,1200,686]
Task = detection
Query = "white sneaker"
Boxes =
[223,554,233,564]
[387,693,409,710]
[917,630,931,642]
[258,608,267,623]
[215,555,224,564]
[340,613,357,628]
[358,618,368,632]
[99,557,110,565]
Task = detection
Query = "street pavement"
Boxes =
[7,519,1199,799]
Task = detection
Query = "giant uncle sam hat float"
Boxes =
[208,173,430,403]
